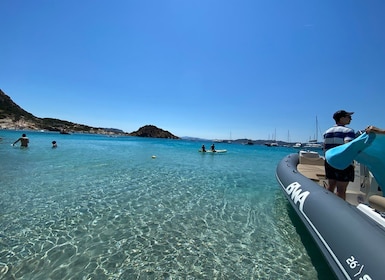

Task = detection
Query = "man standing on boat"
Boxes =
[323,110,355,200]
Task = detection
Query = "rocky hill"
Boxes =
[0,89,39,129]
[0,89,179,138]
[0,89,123,134]
[130,125,179,139]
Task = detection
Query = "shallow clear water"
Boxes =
[0,130,335,279]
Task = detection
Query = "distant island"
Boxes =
[130,125,179,139]
[0,89,179,139]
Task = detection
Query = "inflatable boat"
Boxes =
[276,142,385,279]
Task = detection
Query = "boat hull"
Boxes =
[276,153,385,280]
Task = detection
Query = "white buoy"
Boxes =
[151,155,156,159]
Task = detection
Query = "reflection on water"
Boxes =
[0,131,334,279]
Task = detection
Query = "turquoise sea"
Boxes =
[0,130,335,280]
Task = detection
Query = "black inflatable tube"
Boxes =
[276,153,385,280]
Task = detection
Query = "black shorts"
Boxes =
[325,161,355,182]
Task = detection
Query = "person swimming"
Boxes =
[13,133,29,147]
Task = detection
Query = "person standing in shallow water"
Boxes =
[13,133,29,147]
[52,141,57,148]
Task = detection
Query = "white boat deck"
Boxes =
[297,150,385,210]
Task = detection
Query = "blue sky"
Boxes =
[1,0,384,142]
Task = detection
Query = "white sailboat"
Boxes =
[265,129,278,147]
[228,131,232,143]
[303,116,323,150]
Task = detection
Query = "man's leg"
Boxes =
[336,181,349,200]
[327,179,337,193]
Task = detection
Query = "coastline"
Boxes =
[0,117,128,136]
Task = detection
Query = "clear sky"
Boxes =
[1,0,384,142]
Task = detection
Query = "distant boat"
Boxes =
[265,129,278,146]
[302,140,323,150]
[303,116,323,150]
[293,142,302,148]
[265,142,278,147]
[228,131,232,143]
[60,129,70,134]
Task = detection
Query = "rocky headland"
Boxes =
[0,89,179,139]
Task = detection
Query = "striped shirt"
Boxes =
[323,125,355,151]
